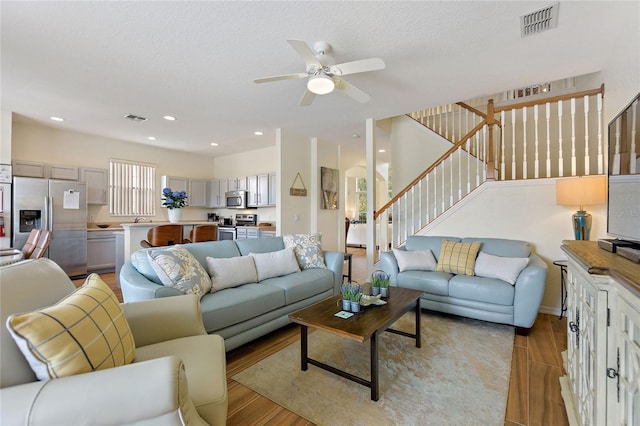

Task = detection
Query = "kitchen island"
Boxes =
[121,221,213,260]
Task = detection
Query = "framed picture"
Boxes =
[320,167,338,210]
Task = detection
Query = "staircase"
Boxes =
[372,85,607,255]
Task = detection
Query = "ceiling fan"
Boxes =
[253,40,386,106]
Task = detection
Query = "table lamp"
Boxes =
[556,175,607,240]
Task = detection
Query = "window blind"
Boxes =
[109,159,156,216]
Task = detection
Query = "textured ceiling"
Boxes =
[1,1,636,159]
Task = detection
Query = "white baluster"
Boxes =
[417,179,422,230]
[558,100,564,177]
[583,95,590,175]
[433,169,438,218]
[571,98,577,176]
[511,109,516,180]
[631,100,638,174]
[476,132,481,186]
[458,147,462,200]
[445,105,449,140]
[441,162,445,213]
[425,174,430,223]
[501,110,505,179]
[438,105,442,136]
[546,102,551,178]
[597,93,603,174]
[482,125,487,181]
[534,105,540,178]
[449,155,454,206]
[467,138,471,192]
[523,106,528,179]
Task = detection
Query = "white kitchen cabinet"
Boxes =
[560,241,640,426]
[208,179,229,208]
[268,173,276,205]
[12,160,48,178]
[188,178,207,207]
[236,176,248,191]
[161,176,188,192]
[87,230,116,273]
[80,167,108,205]
[247,174,270,207]
[50,164,79,180]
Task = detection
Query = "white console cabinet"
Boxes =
[560,241,640,426]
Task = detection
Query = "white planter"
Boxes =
[167,208,182,223]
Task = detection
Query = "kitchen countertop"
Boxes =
[120,221,213,228]
[88,223,124,231]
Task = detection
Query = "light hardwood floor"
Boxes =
[83,247,568,426]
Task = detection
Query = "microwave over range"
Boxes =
[225,191,249,209]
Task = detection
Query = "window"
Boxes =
[109,159,156,216]
[356,177,367,222]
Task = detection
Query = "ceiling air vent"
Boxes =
[520,3,559,38]
[123,113,148,123]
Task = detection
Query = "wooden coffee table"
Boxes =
[288,286,422,401]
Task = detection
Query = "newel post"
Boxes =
[485,99,496,181]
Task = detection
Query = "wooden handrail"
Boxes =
[374,120,488,220]
[456,101,487,119]
[493,85,604,113]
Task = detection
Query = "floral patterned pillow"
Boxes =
[283,233,327,270]
[147,245,212,297]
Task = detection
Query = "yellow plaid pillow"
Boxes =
[7,274,135,381]
[435,240,481,276]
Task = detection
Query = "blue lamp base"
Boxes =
[572,210,592,240]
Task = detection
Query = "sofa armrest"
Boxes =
[513,253,548,328]
[379,250,400,286]
[123,294,207,347]
[120,262,182,302]
[324,251,345,295]
[0,356,207,426]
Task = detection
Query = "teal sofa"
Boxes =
[379,236,547,331]
[120,237,344,351]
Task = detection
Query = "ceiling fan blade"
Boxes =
[335,80,371,103]
[287,39,322,67]
[330,58,385,76]
[300,89,316,107]
[254,73,308,84]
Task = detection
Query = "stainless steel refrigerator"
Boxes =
[13,176,87,278]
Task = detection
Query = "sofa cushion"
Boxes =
[261,268,334,304]
[405,236,460,260]
[393,248,436,272]
[250,248,300,281]
[236,236,285,256]
[200,284,285,332]
[206,256,258,292]
[396,271,452,296]
[283,233,327,269]
[436,240,481,276]
[183,240,242,265]
[449,274,515,306]
[461,237,531,258]
[6,274,135,381]
[147,246,212,297]
[474,251,530,285]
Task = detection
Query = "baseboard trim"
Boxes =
[538,305,562,317]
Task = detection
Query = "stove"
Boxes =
[217,214,257,241]
[235,213,257,227]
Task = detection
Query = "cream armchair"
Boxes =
[0,258,227,425]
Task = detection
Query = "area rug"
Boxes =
[233,311,514,426]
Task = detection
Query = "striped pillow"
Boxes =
[435,240,482,276]
[6,274,135,381]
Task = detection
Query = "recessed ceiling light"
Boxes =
[148,136,156,141]
[163,115,176,121]
[210,142,219,146]
[50,116,64,122]
[254,131,263,136]
[352,134,360,138]
[378,149,386,153]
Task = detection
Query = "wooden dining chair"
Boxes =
[21,229,42,259]
[140,224,186,248]
[30,230,52,259]
[189,224,218,243]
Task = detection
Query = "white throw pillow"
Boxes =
[393,248,437,272]
[250,248,300,281]
[206,256,258,292]
[474,251,530,285]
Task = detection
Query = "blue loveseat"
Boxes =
[120,237,344,351]
[379,236,547,331]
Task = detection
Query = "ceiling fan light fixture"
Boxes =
[307,74,335,95]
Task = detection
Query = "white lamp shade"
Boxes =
[556,175,607,208]
[307,74,335,95]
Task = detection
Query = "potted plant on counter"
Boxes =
[162,188,188,223]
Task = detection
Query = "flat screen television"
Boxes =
[607,92,640,246]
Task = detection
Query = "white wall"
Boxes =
[313,140,341,251]
[277,128,311,235]
[0,111,13,248]
[420,179,608,314]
